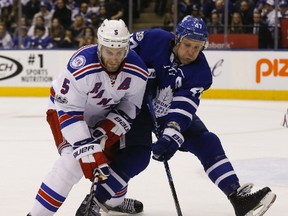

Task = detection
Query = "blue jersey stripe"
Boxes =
[36,194,58,212]
[75,69,99,80]
[122,69,148,81]
[35,183,66,212]
[60,117,82,129]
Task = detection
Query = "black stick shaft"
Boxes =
[147,95,183,216]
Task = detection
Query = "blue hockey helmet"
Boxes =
[176,16,208,45]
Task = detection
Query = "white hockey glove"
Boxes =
[73,138,110,181]
[152,127,184,161]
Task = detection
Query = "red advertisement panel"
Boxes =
[208,34,258,49]
[281,18,288,48]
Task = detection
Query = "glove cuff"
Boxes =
[107,112,131,135]
[163,128,184,147]
[73,143,102,160]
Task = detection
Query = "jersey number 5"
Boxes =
[61,78,70,94]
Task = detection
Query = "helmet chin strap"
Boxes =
[172,46,182,65]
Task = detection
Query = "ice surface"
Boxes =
[1,98,287,215]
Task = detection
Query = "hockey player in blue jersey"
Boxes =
[27,19,150,216]
[127,15,276,216]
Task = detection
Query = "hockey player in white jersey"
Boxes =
[27,19,150,216]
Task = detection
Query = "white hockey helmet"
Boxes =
[97,19,130,57]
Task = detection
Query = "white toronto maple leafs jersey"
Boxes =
[50,44,149,145]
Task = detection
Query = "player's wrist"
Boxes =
[166,121,181,131]
[163,127,184,147]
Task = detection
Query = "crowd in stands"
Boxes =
[0,0,145,49]
[160,0,288,48]
[0,0,287,49]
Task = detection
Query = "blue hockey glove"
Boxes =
[152,128,184,161]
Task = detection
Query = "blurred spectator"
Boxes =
[118,0,131,22]
[23,0,41,23]
[73,2,91,25]
[52,0,72,29]
[186,3,205,20]
[13,26,30,48]
[155,0,168,16]
[279,0,288,18]
[178,0,191,20]
[207,11,224,33]
[105,0,124,20]
[238,0,253,26]
[0,22,13,49]
[0,0,24,34]
[74,0,89,5]
[214,0,226,24]
[66,0,80,19]
[28,15,49,37]
[27,24,54,48]
[70,14,86,44]
[58,28,78,48]
[211,0,234,24]
[49,17,65,47]
[163,2,175,31]
[262,0,277,29]
[90,6,107,29]
[78,35,95,47]
[203,0,216,22]
[78,26,96,47]
[22,0,30,6]
[262,0,281,43]
[254,0,266,13]
[229,12,245,33]
[279,0,288,48]
[88,0,101,14]
[12,17,30,44]
[247,9,273,48]
[32,1,53,26]
[13,17,30,37]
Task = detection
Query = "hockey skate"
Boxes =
[229,183,276,216]
[103,198,144,214]
[76,194,101,216]
[76,194,143,216]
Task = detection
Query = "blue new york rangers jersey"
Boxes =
[50,44,149,145]
[130,28,212,132]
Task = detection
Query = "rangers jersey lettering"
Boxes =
[50,45,148,145]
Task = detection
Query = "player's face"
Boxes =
[101,46,126,72]
[175,37,204,64]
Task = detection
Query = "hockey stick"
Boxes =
[147,95,183,216]
[282,108,288,128]
[75,174,99,216]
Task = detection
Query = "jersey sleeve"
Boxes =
[51,50,95,145]
[164,53,213,132]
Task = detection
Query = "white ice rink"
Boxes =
[1,97,287,216]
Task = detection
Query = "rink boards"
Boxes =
[0,50,287,100]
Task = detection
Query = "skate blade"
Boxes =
[101,211,143,216]
[245,192,277,216]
